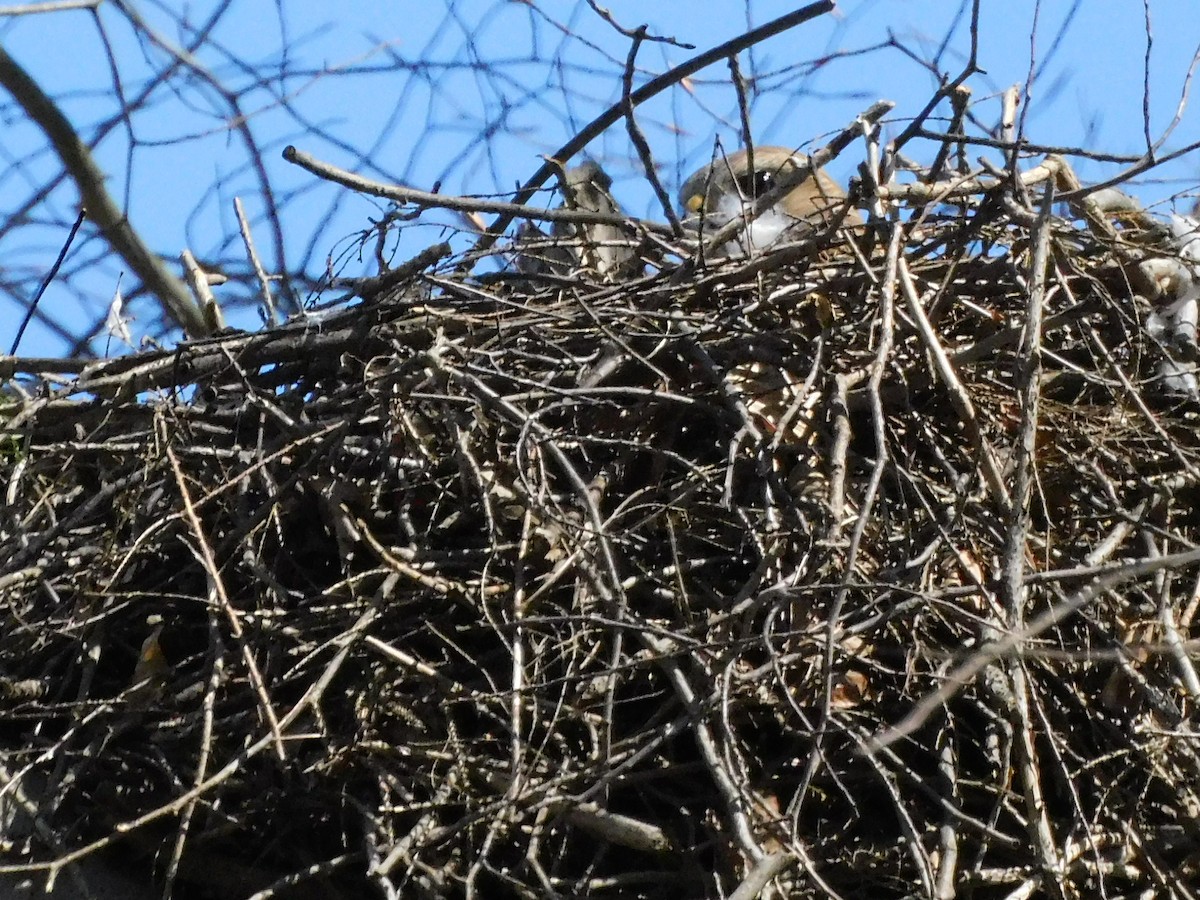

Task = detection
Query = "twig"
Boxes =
[622,28,683,236]
[234,196,278,327]
[8,208,86,356]
[165,441,287,761]
[283,145,670,235]
[897,255,1012,513]
[0,45,209,336]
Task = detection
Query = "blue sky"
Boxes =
[2,0,1197,355]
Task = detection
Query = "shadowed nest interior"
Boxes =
[3,149,1200,899]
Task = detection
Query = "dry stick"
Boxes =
[363,634,484,703]
[767,335,825,455]
[925,84,973,184]
[282,145,669,235]
[727,51,758,242]
[32,313,377,403]
[897,255,1012,514]
[164,612,224,899]
[1144,534,1200,721]
[418,733,681,889]
[727,852,794,900]
[347,241,454,298]
[9,208,85,357]
[853,728,937,896]
[1001,184,1052,627]
[475,510,536,896]
[0,356,93,377]
[584,0,692,48]
[551,800,672,854]
[1056,133,1200,203]
[914,130,1141,165]
[824,116,885,533]
[181,248,224,331]
[384,781,459,887]
[444,746,680,881]
[622,27,682,236]
[877,152,1065,204]
[1054,160,1123,242]
[1182,570,1200,632]
[858,97,888,222]
[1000,85,1020,180]
[245,853,360,900]
[0,45,210,337]
[826,373,851,538]
[0,0,100,11]
[356,516,480,601]
[1162,581,1200,700]
[729,53,754,172]
[933,731,961,900]
[234,196,278,326]
[999,184,1068,900]
[640,633,765,864]
[164,442,287,761]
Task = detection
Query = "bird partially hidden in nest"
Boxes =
[679,145,862,259]
[671,148,867,447]
[515,159,639,281]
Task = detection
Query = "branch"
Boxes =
[282,146,670,236]
[0,45,210,337]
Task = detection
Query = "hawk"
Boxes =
[516,160,637,280]
[679,146,860,257]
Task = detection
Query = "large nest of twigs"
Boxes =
[4,143,1200,900]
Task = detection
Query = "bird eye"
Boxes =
[735,171,776,199]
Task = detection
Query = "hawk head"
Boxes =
[679,146,859,256]
[516,160,637,280]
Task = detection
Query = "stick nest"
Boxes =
[3,157,1200,899]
